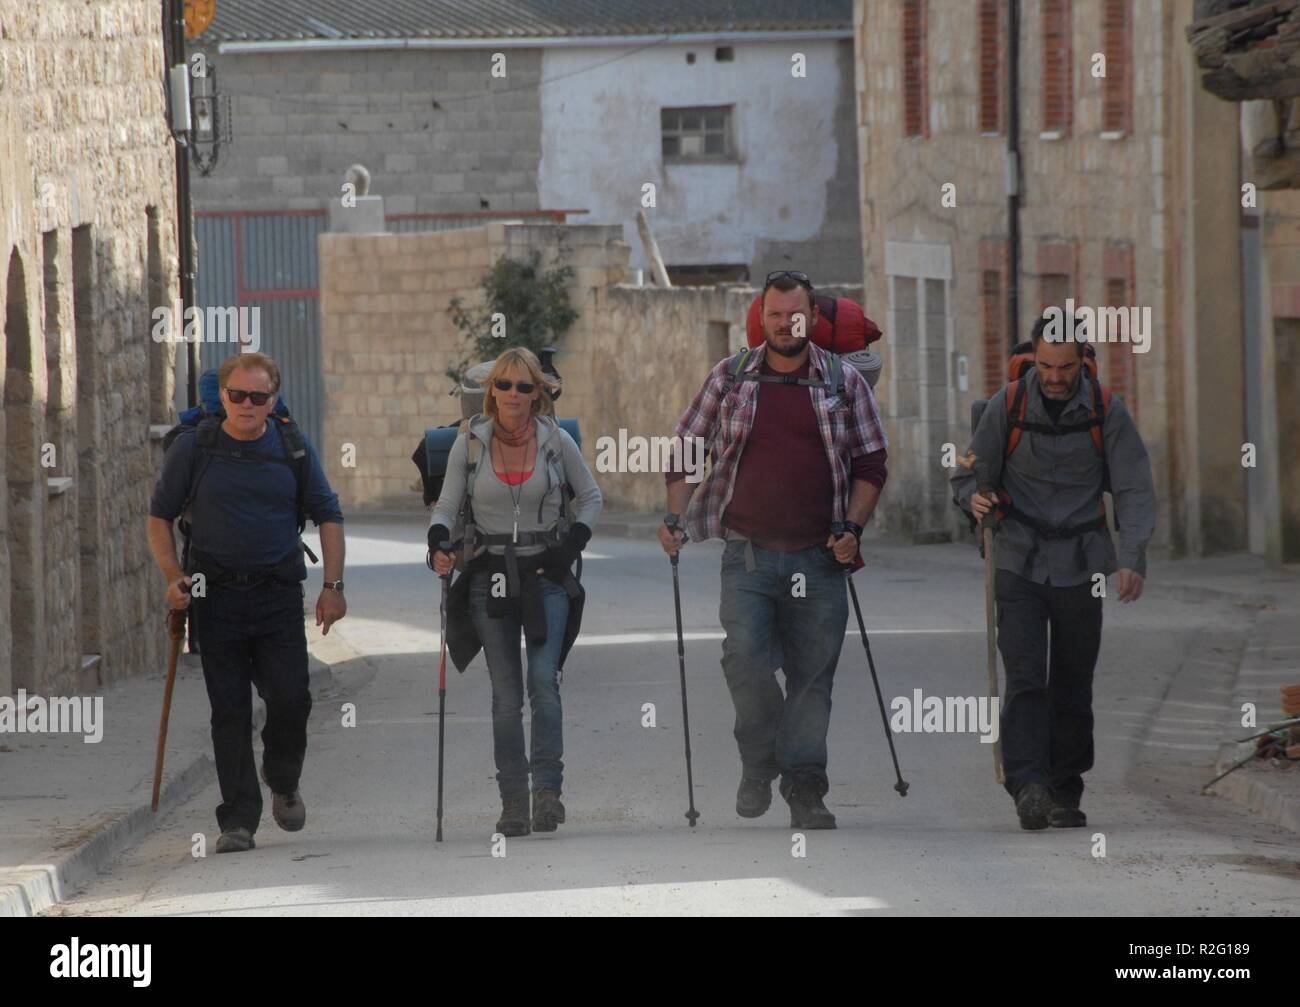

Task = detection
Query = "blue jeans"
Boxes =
[469,572,570,799]
[718,540,848,794]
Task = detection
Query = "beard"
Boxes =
[1040,372,1081,400]
[765,328,808,358]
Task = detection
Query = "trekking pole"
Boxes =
[152,585,190,813]
[435,548,452,842]
[956,453,1005,784]
[664,516,700,827]
[832,523,909,798]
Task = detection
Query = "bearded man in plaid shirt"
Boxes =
[658,271,889,829]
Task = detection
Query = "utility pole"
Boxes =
[165,0,199,408]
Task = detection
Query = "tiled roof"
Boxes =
[202,0,852,43]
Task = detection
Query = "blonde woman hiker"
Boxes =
[429,347,602,837]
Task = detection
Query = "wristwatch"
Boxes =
[664,512,681,528]
[323,580,344,592]
[843,521,864,541]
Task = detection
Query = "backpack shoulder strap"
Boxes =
[1089,379,1111,457]
[1004,380,1027,457]
[826,352,845,400]
[722,348,753,394]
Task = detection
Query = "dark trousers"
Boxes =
[193,580,312,834]
[995,570,1102,807]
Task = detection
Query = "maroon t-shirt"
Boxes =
[724,358,888,552]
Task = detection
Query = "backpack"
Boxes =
[413,417,584,574]
[722,346,847,399]
[162,371,318,571]
[970,340,1115,533]
[745,293,883,353]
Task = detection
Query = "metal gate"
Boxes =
[194,210,327,451]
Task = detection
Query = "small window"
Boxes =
[685,52,696,64]
[662,106,735,163]
[715,46,734,62]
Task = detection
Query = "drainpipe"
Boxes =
[166,0,198,408]
[1006,0,1022,348]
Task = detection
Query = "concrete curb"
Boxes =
[0,635,338,918]
[1207,756,1300,834]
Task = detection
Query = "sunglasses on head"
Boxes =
[225,388,273,406]
[493,378,536,395]
[764,270,813,289]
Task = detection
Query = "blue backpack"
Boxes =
[162,369,317,568]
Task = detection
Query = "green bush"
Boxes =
[446,249,579,387]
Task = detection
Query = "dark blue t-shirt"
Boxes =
[150,419,343,573]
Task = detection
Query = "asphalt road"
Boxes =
[54,521,1300,916]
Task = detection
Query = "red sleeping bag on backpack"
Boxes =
[746,294,882,352]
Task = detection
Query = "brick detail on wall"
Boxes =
[1101,0,1132,134]
[1102,240,1137,421]
[1037,239,1079,311]
[980,237,1008,394]
[978,0,1003,135]
[902,0,929,139]
[1042,0,1073,135]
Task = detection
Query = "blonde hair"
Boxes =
[219,351,281,393]
[483,347,559,418]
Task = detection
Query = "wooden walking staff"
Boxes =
[957,453,1005,784]
[152,604,190,812]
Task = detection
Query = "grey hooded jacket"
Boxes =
[429,414,602,555]
[950,367,1156,586]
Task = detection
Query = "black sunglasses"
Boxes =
[225,388,273,406]
[765,270,813,288]
[493,378,536,395]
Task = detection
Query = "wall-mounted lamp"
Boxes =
[190,66,231,176]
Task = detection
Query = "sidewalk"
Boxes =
[0,621,342,917]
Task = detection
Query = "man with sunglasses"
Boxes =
[658,271,889,829]
[147,352,345,854]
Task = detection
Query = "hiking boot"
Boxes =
[532,789,566,833]
[496,794,532,838]
[736,776,773,818]
[1015,782,1053,831]
[215,826,255,854]
[1049,803,1087,828]
[781,777,837,830]
[261,764,306,833]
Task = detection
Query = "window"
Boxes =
[980,238,1008,394]
[662,106,735,163]
[902,0,928,138]
[1102,243,1137,420]
[979,0,1002,135]
[1042,0,1073,135]
[715,46,734,62]
[1101,0,1131,135]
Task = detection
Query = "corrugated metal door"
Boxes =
[193,211,325,452]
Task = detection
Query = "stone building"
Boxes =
[854,0,1296,562]
[191,0,863,284]
[0,0,179,697]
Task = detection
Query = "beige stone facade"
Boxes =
[1,1,179,695]
[318,219,869,514]
[852,0,1293,558]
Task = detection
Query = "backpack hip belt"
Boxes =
[999,506,1108,540]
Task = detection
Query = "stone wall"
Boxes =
[318,218,869,515]
[854,0,1241,554]
[0,0,179,696]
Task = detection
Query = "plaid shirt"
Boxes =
[673,342,888,543]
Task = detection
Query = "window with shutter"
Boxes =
[903,0,928,138]
[979,0,1002,135]
[1042,0,1073,135]
[1101,0,1131,135]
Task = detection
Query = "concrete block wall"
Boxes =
[191,47,545,214]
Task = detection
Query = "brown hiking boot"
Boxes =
[215,826,255,854]
[261,764,306,833]
[532,789,566,833]
[496,794,532,838]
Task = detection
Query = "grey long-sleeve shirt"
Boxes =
[950,368,1156,585]
[430,414,602,557]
